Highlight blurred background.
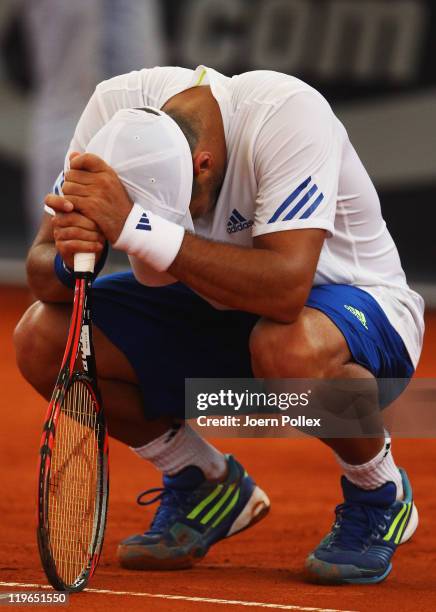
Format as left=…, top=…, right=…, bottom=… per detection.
left=0, top=0, right=434, bottom=301
left=0, top=4, right=435, bottom=604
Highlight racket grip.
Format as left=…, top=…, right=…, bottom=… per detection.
left=74, top=252, right=96, bottom=274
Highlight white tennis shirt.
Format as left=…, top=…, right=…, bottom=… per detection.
left=49, top=65, right=425, bottom=368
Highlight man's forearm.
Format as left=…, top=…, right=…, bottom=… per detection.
left=27, top=243, right=73, bottom=303
left=46, top=154, right=320, bottom=318
left=168, top=233, right=306, bottom=322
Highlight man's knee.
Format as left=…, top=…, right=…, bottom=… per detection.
left=14, top=302, right=40, bottom=378
left=14, top=300, right=138, bottom=392
left=249, top=310, right=345, bottom=378
left=13, top=301, right=63, bottom=395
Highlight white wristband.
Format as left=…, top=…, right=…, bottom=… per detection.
left=114, top=203, right=185, bottom=272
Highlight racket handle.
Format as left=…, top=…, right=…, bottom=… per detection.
left=74, top=252, right=96, bottom=274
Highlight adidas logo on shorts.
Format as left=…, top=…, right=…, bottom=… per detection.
left=227, top=209, right=254, bottom=234
left=344, top=305, right=368, bottom=329
left=136, top=212, right=152, bottom=231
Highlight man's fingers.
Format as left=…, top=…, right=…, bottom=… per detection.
left=69, top=152, right=109, bottom=173
left=62, top=180, right=89, bottom=197
left=56, top=240, right=104, bottom=256
left=52, top=212, right=100, bottom=231
left=56, top=240, right=104, bottom=269
left=53, top=226, right=104, bottom=244
left=45, top=193, right=74, bottom=213
left=64, top=169, right=97, bottom=186
left=50, top=192, right=84, bottom=210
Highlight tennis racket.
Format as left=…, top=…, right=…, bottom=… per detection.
left=37, top=252, right=109, bottom=592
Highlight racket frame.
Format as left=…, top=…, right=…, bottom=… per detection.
left=37, top=272, right=109, bottom=592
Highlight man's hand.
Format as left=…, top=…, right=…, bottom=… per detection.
left=45, top=152, right=133, bottom=244
left=51, top=211, right=106, bottom=270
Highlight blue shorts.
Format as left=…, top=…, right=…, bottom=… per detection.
left=92, top=273, right=413, bottom=418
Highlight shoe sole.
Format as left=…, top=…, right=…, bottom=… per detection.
left=305, top=557, right=393, bottom=585
left=118, top=485, right=270, bottom=571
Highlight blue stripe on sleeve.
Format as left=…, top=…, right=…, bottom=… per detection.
left=53, top=171, right=65, bottom=195
left=300, top=193, right=324, bottom=219
left=283, top=184, right=318, bottom=220
left=267, top=176, right=311, bottom=223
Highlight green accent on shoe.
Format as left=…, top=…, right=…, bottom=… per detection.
left=200, top=484, right=236, bottom=525
left=394, top=502, right=412, bottom=544
left=383, top=503, right=407, bottom=542
left=186, top=485, right=223, bottom=520
left=212, top=488, right=241, bottom=528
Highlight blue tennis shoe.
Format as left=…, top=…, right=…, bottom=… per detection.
left=117, top=455, right=270, bottom=569
left=306, top=468, right=418, bottom=584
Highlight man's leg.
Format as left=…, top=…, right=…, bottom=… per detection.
left=250, top=304, right=417, bottom=584
left=14, top=300, right=173, bottom=445
left=250, top=308, right=386, bottom=464
left=14, top=275, right=270, bottom=570
left=14, top=299, right=230, bottom=478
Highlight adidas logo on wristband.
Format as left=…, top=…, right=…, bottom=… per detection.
left=136, top=212, right=152, bottom=231
left=114, top=203, right=185, bottom=272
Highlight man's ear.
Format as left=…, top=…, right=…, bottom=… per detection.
left=193, top=151, right=213, bottom=177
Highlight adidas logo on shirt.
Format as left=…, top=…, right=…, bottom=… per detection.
left=227, top=209, right=254, bottom=234
left=136, top=212, right=152, bottom=231
left=344, top=305, right=368, bottom=330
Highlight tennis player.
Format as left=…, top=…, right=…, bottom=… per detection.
left=15, top=66, right=424, bottom=584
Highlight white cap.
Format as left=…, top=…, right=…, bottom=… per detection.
left=86, top=107, right=194, bottom=231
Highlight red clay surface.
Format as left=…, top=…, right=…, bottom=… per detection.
left=1, top=286, right=435, bottom=612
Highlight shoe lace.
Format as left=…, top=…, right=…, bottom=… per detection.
left=330, top=502, right=392, bottom=551
left=136, top=487, right=192, bottom=534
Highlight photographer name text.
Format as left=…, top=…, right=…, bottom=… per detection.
left=196, top=415, right=321, bottom=428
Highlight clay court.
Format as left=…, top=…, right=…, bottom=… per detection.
left=1, top=285, right=435, bottom=612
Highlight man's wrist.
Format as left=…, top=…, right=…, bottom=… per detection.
left=113, top=203, right=185, bottom=272
left=54, top=253, right=75, bottom=288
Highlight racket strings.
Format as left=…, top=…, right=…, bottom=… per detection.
left=48, top=380, right=99, bottom=586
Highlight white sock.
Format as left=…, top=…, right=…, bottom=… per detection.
left=131, top=424, right=227, bottom=481
left=336, top=435, right=404, bottom=500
